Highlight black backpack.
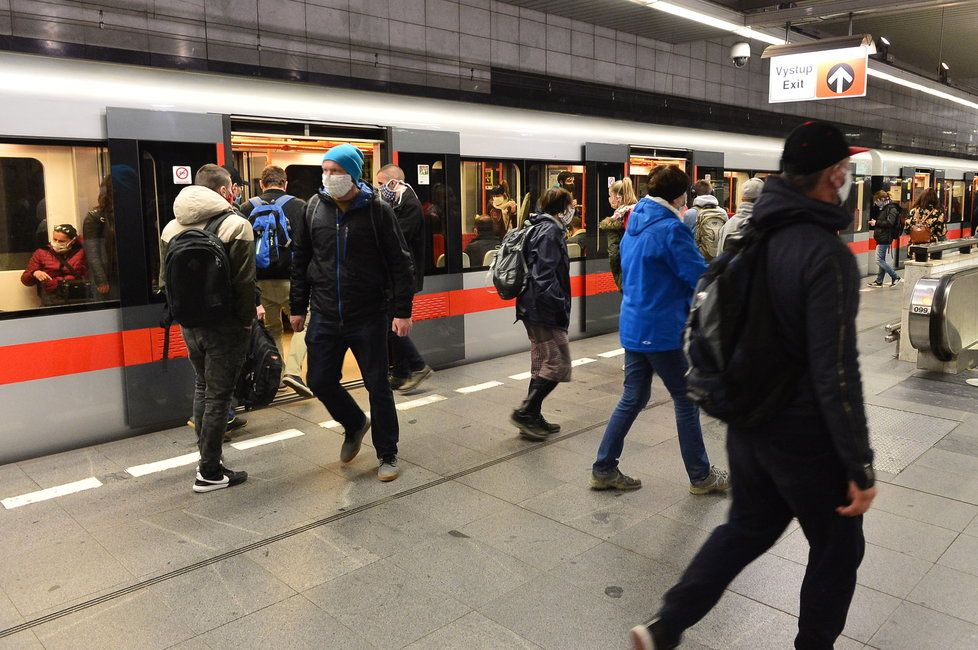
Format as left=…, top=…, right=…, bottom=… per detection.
left=163, top=212, right=235, bottom=328
left=235, top=320, right=283, bottom=409
left=490, top=222, right=536, bottom=300
left=683, top=227, right=801, bottom=427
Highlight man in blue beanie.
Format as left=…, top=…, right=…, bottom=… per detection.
left=290, top=143, right=416, bottom=482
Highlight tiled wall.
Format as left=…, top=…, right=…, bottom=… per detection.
left=2, top=0, right=976, bottom=155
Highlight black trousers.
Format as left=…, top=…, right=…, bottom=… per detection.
left=659, top=418, right=865, bottom=650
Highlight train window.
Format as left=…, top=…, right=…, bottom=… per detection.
left=0, top=143, right=114, bottom=314
left=459, top=160, right=521, bottom=268
left=525, top=162, right=586, bottom=258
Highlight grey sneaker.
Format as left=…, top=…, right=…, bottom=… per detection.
left=283, top=374, right=314, bottom=398
left=397, top=365, right=433, bottom=393
left=589, top=469, right=642, bottom=491
left=340, top=415, right=370, bottom=463
left=378, top=455, right=400, bottom=482
left=689, top=466, right=730, bottom=495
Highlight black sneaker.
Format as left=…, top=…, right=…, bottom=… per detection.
left=629, top=617, right=679, bottom=650
left=866, top=282, right=883, bottom=288
left=193, top=467, right=248, bottom=493
left=510, top=409, right=551, bottom=441
left=891, top=277, right=903, bottom=288
left=388, top=374, right=407, bottom=390
left=538, top=416, right=561, bottom=434
left=282, top=374, right=314, bottom=398
left=340, top=415, right=371, bottom=463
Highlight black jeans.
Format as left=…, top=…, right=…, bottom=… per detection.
left=306, top=312, right=398, bottom=459
left=659, top=418, right=865, bottom=650
left=388, top=329, right=426, bottom=379
left=183, top=323, right=250, bottom=476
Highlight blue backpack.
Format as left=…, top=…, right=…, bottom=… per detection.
left=248, top=195, right=294, bottom=270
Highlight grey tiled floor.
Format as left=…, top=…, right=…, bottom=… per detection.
left=4, top=284, right=978, bottom=648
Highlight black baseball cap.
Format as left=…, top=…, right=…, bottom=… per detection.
left=781, top=121, right=870, bottom=175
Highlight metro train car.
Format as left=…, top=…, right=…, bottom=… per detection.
left=1, top=50, right=977, bottom=464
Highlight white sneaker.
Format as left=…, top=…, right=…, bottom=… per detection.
left=378, top=455, right=400, bottom=482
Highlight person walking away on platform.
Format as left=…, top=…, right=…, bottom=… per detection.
left=905, top=187, right=946, bottom=244
left=376, top=164, right=433, bottom=394
left=510, top=188, right=574, bottom=441
left=867, top=190, right=903, bottom=288
left=290, top=144, right=415, bottom=482
left=239, top=165, right=313, bottom=397
left=683, top=179, right=728, bottom=261
left=717, top=177, right=764, bottom=254
left=599, top=177, right=637, bottom=290
left=590, top=165, right=728, bottom=494
left=161, top=164, right=256, bottom=493
left=631, top=121, right=877, bottom=650
left=465, top=215, right=502, bottom=266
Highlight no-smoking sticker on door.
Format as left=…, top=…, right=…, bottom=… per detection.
left=172, top=165, right=191, bottom=184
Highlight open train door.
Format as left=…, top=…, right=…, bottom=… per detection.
left=582, top=142, right=628, bottom=336
left=390, top=128, right=465, bottom=368
left=107, top=108, right=225, bottom=429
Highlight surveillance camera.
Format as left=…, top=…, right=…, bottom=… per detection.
left=730, top=42, right=751, bottom=68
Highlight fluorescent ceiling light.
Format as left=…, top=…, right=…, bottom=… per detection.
left=638, top=0, right=785, bottom=46
left=867, top=68, right=978, bottom=111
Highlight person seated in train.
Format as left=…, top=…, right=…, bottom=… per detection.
left=510, top=187, right=574, bottom=441
left=566, top=215, right=587, bottom=253
left=905, top=187, right=947, bottom=243
left=21, top=223, right=89, bottom=307
left=717, top=176, right=764, bottom=254
left=488, top=183, right=517, bottom=237
left=464, top=215, right=502, bottom=265
left=83, top=174, right=118, bottom=299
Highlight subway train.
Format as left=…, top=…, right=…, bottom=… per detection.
left=1, top=50, right=977, bottom=465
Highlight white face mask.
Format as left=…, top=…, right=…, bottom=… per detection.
left=837, top=168, right=853, bottom=204
left=51, top=240, right=71, bottom=253
left=559, top=206, right=575, bottom=226
left=322, top=173, right=354, bottom=198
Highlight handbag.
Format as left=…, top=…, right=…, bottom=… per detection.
left=910, top=224, right=932, bottom=245
left=54, top=254, right=92, bottom=302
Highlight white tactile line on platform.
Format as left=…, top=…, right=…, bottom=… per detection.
left=456, top=380, right=504, bottom=394
left=598, top=348, right=625, bottom=358
left=231, top=429, right=304, bottom=450
left=126, top=451, right=201, bottom=477
left=572, top=357, right=596, bottom=367
left=320, top=411, right=371, bottom=429
left=2, top=477, right=102, bottom=509
left=396, top=394, right=448, bottom=410
left=509, top=371, right=533, bottom=380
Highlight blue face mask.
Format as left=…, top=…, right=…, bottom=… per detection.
left=379, top=180, right=407, bottom=206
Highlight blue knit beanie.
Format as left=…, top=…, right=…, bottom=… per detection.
left=323, top=144, right=364, bottom=180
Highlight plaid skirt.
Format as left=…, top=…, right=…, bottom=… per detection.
left=524, top=323, right=572, bottom=383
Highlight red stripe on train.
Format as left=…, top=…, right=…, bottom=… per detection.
left=849, top=227, right=968, bottom=254
left=0, top=271, right=620, bottom=384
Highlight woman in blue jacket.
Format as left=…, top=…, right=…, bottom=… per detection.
left=590, top=165, right=729, bottom=494
left=511, top=187, right=574, bottom=441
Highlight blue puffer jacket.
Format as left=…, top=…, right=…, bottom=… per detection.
left=619, top=197, right=707, bottom=352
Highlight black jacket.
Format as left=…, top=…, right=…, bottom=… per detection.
left=750, top=175, right=874, bottom=487
left=516, top=213, right=571, bottom=329
left=290, top=183, right=415, bottom=324
left=240, top=188, right=307, bottom=281
left=465, top=234, right=502, bottom=267
left=392, top=186, right=425, bottom=292
left=871, top=202, right=901, bottom=244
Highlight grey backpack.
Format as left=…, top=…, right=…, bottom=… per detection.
left=694, top=207, right=728, bottom=261
left=490, top=223, right=536, bottom=300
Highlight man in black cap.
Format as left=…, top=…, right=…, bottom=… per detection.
left=630, top=121, right=876, bottom=650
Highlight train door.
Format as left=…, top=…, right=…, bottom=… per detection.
left=690, top=151, right=726, bottom=211
left=966, top=172, right=977, bottom=236
left=390, top=128, right=465, bottom=368
left=107, top=108, right=225, bottom=429
left=583, top=143, right=628, bottom=336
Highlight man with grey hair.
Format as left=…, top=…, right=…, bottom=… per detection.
left=717, top=176, right=765, bottom=254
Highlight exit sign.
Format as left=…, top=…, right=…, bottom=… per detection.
left=769, top=47, right=868, bottom=103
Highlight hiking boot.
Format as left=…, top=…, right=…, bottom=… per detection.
left=539, top=415, right=561, bottom=434
left=282, top=374, right=314, bottom=398
left=590, top=469, right=642, bottom=491
left=340, top=415, right=371, bottom=463
left=630, top=617, right=679, bottom=650
left=866, top=281, right=883, bottom=288
left=689, top=466, right=731, bottom=495
left=388, top=374, right=407, bottom=390
left=510, top=409, right=552, bottom=441
left=193, top=467, right=248, bottom=493
left=397, top=365, right=433, bottom=393
left=890, top=277, right=903, bottom=288
left=378, top=455, right=400, bottom=482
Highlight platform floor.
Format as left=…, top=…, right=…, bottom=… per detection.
left=4, top=284, right=978, bottom=649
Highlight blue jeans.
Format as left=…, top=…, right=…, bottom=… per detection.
left=874, top=244, right=898, bottom=283
left=305, top=313, right=398, bottom=459
left=593, top=349, right=710, bottom=481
